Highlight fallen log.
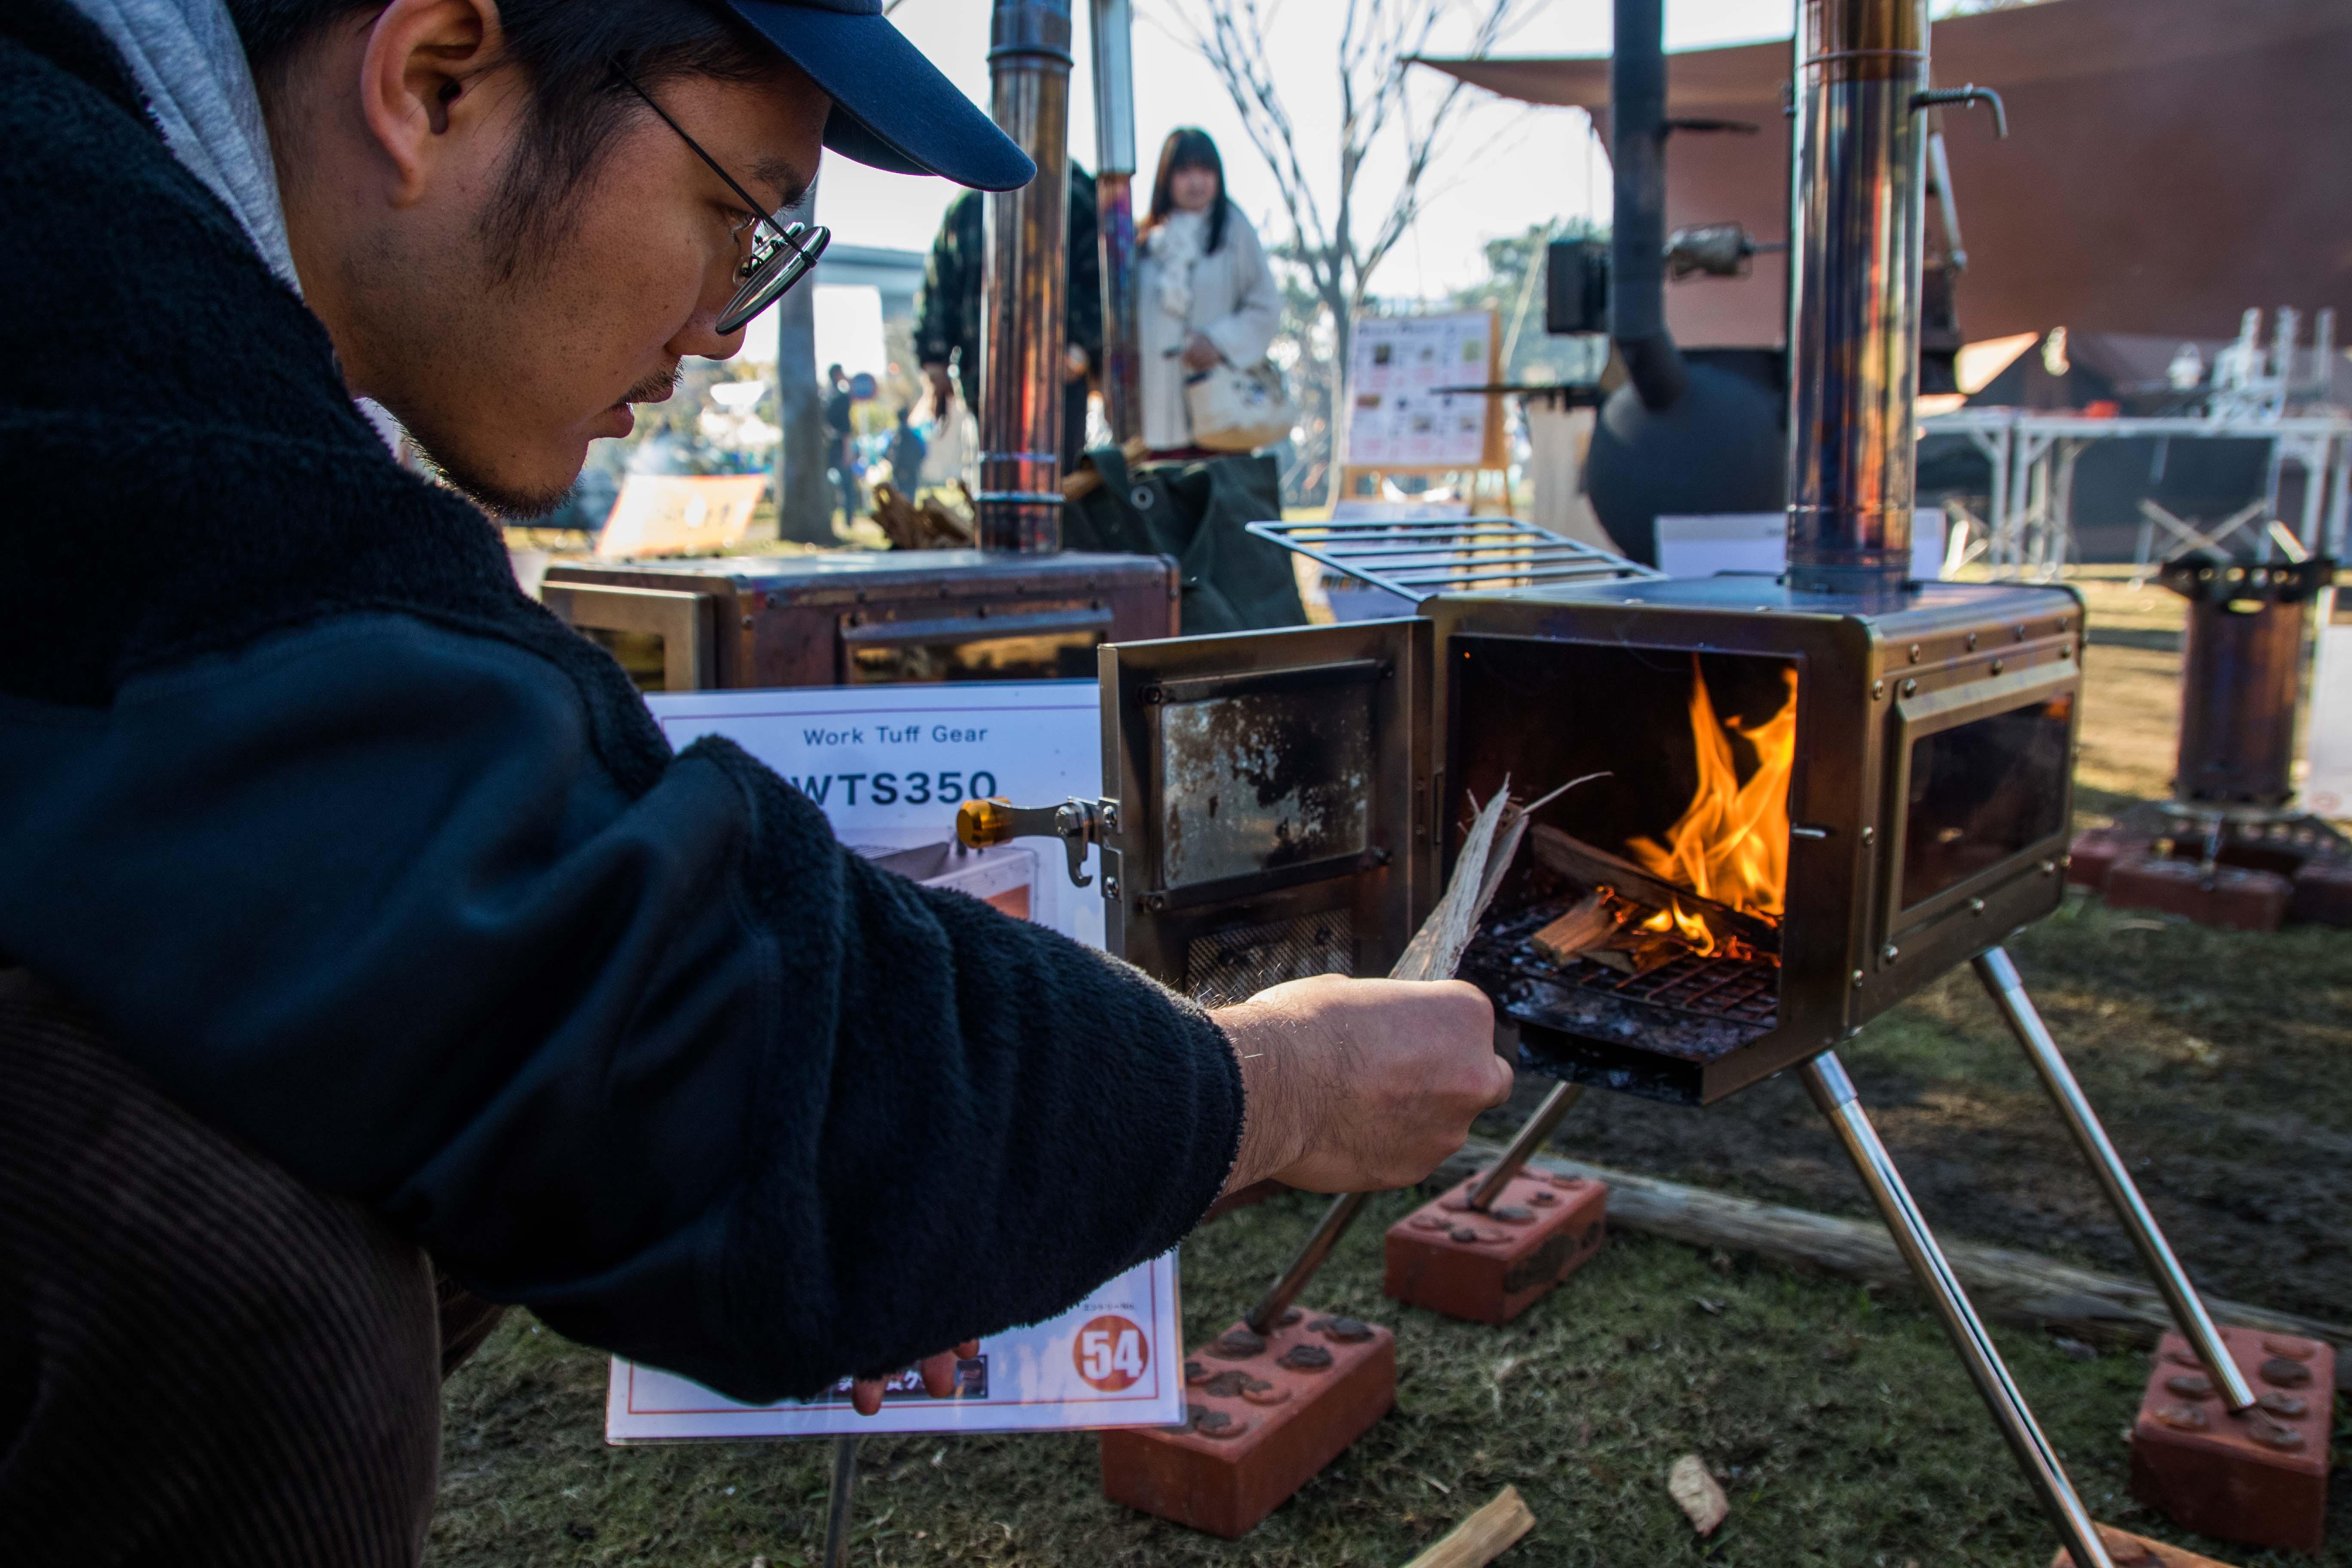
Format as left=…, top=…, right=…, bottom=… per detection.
left=1448, top=1138, right=2352, bottom=1366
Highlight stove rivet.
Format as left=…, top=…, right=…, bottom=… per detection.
left=1990, top=658, right=2005, bottom=674
left=1969, top=897, right=1986, bottom=915
left=1902, top=678, right=1918, bottom=697
left=1907, top=643, right=1921, bottom=663
left=1859, top=825, right=1876, bottom=845
left=1852, top=969, right=1865, bottom=988
left=2038, top=860, right=2057, bottom=876
left=1871, top=679, right=1886, bottom=699
left=1881, top=943, right=1899, bottom=963
left=1966, top=631, right=1979, bottom=650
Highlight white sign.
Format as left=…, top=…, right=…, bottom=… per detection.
left=606, top=1254, right=1184, bottom=1440
left=606, top=681, right=1186, bottom=1439
left=647, top=680, right=1106, bottom=946
left=2306, top=607, right=2352, bottom=818
left=1655, top=511, right=1952, bottom=582
left=1345, top=311, right=1494, bottom=469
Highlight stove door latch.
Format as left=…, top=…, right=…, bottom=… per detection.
left=956, top=796, right=1119, bottom=889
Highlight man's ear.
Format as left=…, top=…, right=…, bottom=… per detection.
left=358, top=0, right=508, bottom=206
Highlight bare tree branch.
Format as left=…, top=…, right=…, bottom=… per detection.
left=1152, top=0, right=1543, bottom=499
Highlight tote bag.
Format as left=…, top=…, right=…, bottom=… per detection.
left=1185, top=357, right=1300, bottom=453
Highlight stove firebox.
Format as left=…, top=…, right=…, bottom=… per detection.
left=1087, top=573, right=2082, bottom=1108
left=1432, top=575, right=2084, bottom=1104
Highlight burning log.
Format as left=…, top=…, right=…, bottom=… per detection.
left=1527, top=891, right=1623, bottom=965
left=1528, top=824, right=1779, bottom=956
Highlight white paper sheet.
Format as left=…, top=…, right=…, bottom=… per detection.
left=604, top=1253, right=1185, bottom=1441
left=607, top=680, right=1188, bottom=1439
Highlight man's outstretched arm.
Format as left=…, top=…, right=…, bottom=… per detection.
left=0, top=609, right=1506, bottom=1403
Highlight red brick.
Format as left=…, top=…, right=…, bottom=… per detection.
left=1098, top=1311, right=1394, bottom=1538
left=2049, top=1524, right=2245, bottom=1567
left=2128, top=1329, right=2331, bottom=1554
left=2068, top=829, right=2149, bottom=892
left=2288, top=858, right=2352, bottom=926
left=1382, top=1169, right=1608, bottom=1325
left=2106, top=856, right=2291, bottom=931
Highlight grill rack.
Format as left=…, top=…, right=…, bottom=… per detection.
left=1572, top=950, right=1779, bottom=1025
left=1470, top=899, right=1780, bottom=1031
left=1246, top=517, right=1660, bottom=604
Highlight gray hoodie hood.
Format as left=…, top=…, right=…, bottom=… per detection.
left=69, top=0, right=298, bottom=291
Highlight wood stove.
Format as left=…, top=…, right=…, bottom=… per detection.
left=1082, top=570, right=2083, bottom=1109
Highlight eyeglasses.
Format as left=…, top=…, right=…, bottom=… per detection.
left=612, top=62, right=830, bottom=335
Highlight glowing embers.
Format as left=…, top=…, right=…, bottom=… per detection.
left=1625, top=660, right=1798, bottom=956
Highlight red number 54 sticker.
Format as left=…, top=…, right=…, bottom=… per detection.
left=1072, top=1315, right=1149, bottom=1392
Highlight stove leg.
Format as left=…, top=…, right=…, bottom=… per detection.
left=821, top=1434, right=859, bottom=1568
left=1972, top=948, right=2255, bottom=1412
left=1245, top=1191, right=1369, bottom=1335
left=1468, top=1082, right=1587, bottom=1211
left=1798, top=1051, right=2115, bottom=1568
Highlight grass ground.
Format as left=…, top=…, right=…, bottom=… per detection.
left=429, top=569, right=2350, bottom=1567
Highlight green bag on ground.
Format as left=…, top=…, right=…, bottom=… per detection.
left=1062, top=448, right=1308, bottom=635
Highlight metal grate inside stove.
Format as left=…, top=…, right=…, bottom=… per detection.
left=1468, top=899, right=1779, bottom=1032
left=1571, top=951, right=1779, bottom=1026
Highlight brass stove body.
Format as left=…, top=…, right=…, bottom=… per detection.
left=543, top=549, right=1177, bottom=691
left=1096, top=573, right=2083, bottom=1104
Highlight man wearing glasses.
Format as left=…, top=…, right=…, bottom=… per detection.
left=0, top=0, right=1510, bottom=1557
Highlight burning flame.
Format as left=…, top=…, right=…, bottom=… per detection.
left=1626, top=662, right=1799, bottom=955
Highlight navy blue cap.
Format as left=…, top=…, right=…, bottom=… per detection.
left=723, top=0, right=1037, bottom=191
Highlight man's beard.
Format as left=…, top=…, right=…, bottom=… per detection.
left=406, top=364, right=683, bottom=521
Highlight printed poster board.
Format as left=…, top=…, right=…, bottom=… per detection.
left=1343, top=310, right=1503, bottom=471
left=603, top=682, right=1185, bottom=1439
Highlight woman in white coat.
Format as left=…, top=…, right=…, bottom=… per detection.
left=1136, top=128, right=1283, bottom=457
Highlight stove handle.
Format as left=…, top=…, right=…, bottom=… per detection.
left=1910, top=84, right=2008, bottom=141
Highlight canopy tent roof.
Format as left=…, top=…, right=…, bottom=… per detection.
left=1413, top=0, right=2352, bottom=348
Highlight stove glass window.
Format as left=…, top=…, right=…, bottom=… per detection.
left=1901, top=693, right=2073, bottom=908
left=1158, top=679, right=1374, bottom=890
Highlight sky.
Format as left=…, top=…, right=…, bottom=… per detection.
left=809, top=0, right=1804, bottom=303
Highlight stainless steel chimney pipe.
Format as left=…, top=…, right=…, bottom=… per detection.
left=979, top=0, right=1075, bottom=552
left=1089, top=0, right=1142, bottom=444
left=1785, top=0, right=1929, bottom=594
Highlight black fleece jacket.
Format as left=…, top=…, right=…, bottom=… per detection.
left=0, top=0, right=1241, bottom=1403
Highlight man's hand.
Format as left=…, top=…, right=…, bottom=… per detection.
left=849, top=1339, right=981, bottom=1416
left=1210, top=975, right=1511, bottom=1196
left=922, top=362, right=955, bottom=420
left=1180, top=332, right=1222, bottom=371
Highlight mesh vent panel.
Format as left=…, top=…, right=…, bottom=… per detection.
left=1182, top=910, right=1357, bottom=1008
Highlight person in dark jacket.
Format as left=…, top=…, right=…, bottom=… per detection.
left=0, top=0, right=1506, bottom=1560
left=912, top=162, right=1102, bottom=471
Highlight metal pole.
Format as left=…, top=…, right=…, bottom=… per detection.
left=1088, top=0, right=1142, bottom=443
left=1972, top=949, right=2255, bottom=1411
left=821, top=1435, right=859, bottom=1568
left=1785, top=0, right=1929, bottom=594
left=1244, top=1192, right=1368, bottom=1335
left=773, top=194, right=834, bottom=544
left=979, top=0, right=1075, bottom=552
left=1798, top=1051, right=2115, bottom=1568
left=1467, top=1083, right=1585, bottom=1212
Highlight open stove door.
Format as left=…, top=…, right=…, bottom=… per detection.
left=1101, top=619, right=1434, bottom=1003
